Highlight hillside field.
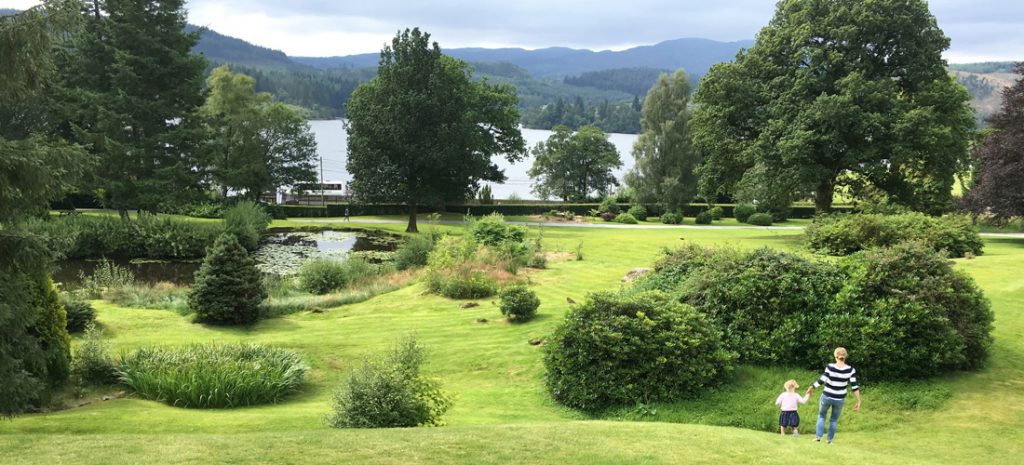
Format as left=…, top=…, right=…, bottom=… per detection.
left=1, top=219, right=1021, bottom=465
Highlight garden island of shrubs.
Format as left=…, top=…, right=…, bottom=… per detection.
left=3, top=1, right=1024, bottom=464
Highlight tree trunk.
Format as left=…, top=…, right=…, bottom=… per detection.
left=406, top=203, right=418, bottom=233
left=815, top=178, right=835, bottom=214
left=118, top=209, right=129, bottom=221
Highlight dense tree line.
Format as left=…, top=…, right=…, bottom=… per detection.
left=218, top=63, right=372, bottom=119
left=563, top=67, right=673, bottom=97
left=521, top=96, right=642, bottom=134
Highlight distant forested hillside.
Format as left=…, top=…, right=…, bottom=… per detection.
left=293, top=38, right=753, bottom=80
left=564, top=68, right=673, bottom=97
left=949, top=62, right=1017, bottom=74
left=0, top=8, right=18, bottom=15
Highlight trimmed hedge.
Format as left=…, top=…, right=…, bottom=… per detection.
left=278, top=203, right=853, bottom=219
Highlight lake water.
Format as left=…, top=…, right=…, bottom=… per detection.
left=310, top=120, right=639, bottom=200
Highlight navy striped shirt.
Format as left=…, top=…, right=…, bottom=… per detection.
left=812, top=363, right=859, bottom=399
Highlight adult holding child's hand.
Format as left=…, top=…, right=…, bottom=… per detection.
left=806, top=347, right=862, bottom=444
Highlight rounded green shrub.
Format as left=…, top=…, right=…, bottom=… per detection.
left=709, top=206, right=724, bottom=220
left=660, top=212, right=683, bottom=224
left=734, top=204, right=757, bottom=223
left=298, top=257, right=376, bottom=295
left=498, top=285, right=540, bottom=322
left=119, top=343, right=307, bottom=408
left=395, top=233, right=436, bottom=270
left=427, top=271, right=498, bottom=299
left=824, top=241, right=993, bottom=379
left=678, top=248, right=843, bottom=367
left=805, top=213, right=984, bottom=258
left=747, top=213, right=774, bottom=226
left=544, top=291, right=735, bottom=411
left=469, top=213, right=527, bottom=246
left=188, top=233, right=267, bottom=325
left=327, top=336, right=451, bottom=428
left=614, top=213, right=638, bottom=224
left=694, top=211, right=714, bottom=225
left=61, top=295, right=96, bottom=333
left=627, top=205, right=648, bottom=222
left=598, top=196, right=620, bottom=215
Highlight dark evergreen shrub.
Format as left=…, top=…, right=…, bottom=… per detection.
left=327, top=336, right=451, bottom=428
left=660, top=212, right=683, bottom=224
left=30, top=277, right=71, bottom=387
left=695, top=211, right=714, bottom=224
left=627, top=204, right=648, bottom=221
left=805, top=213, right=984, bottom=258
left=188, top=234, right=267, bottom=325
left=61, top=295, right=96, bottom=333
left=734, top=204, right=757, bottom=223
left=498, top=285, right=540, bottom=322
left=747, top=213, right=774, bottom=226
left=823, top=241, right=994, bottom=379
left=631, top=244, right=727, bottom=293
left=600, top=211, right=617, bottom=221
left=544, top=291, right=735, bottom=411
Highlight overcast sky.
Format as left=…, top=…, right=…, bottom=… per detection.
left=4, top=0, right=1021, bottom=62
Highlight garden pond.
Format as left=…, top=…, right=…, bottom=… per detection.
left=54, top=228, right=402, bottom=289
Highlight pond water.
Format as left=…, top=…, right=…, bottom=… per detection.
left=54, top=228, right=401, bottom=289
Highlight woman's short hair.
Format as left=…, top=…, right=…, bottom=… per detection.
left=834, top=347, right=848, bottom=361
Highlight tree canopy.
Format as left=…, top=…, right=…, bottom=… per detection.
left=346, top=28, right=526, bottom=232
left=966, top=63, right=1024, bottom=219
left=64, top=0, right=208, bottom=214
left=692, top=0, right=975, bottom=215
left=0, top=2, right=84, bottom=416
left=201, top=65, right=318, bottom=200
left=625, top=69, right=699, bottom=211
left=528, top=125, right=622, bottom=202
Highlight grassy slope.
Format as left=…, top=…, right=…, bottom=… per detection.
left=1, top=220, right=1022, bottom=464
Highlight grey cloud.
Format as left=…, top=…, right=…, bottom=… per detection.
left=185, top=0, right=1022, bottom=61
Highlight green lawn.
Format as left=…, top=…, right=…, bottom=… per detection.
left=1, top=221, right=1022, bottom=464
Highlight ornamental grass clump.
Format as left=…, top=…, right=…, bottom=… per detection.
left=118, top=343, right=307, bottom=408
left=326, top=336, right=451, bottom=428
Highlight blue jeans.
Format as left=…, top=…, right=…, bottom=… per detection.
left=816, top=396, right=845, bottom=441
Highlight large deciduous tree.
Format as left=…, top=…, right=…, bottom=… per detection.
left=66, top=0, right=208, bottom=215
left=0, top=3, right=85, bottom=416
left=346, top=28, right=526, bottom=232
left=692, top=0, right=975, bottom=215
left=202, top=65, right=318, bottom=201
left=528, top=125, right=622, bottom=201
left=625, top=69, right=699, bottom=211
left=966, top=63, right=1024, bottom=219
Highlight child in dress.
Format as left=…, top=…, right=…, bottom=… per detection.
left=775, top=379, right=810, bottom=436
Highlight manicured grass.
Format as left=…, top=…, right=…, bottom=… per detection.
left=1, top=222, right=1022, bottom=464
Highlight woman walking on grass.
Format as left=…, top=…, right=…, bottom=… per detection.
left=806, top=347, right=862, bottom=444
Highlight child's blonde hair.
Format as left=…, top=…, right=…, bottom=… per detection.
left=784, top=379, right=799, bottom=391
left=834, top=347, right=848, bottom=361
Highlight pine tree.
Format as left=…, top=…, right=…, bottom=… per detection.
left=67, top=0, right=208, bottom=214
left=188, top=233, right=267, bottom=325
